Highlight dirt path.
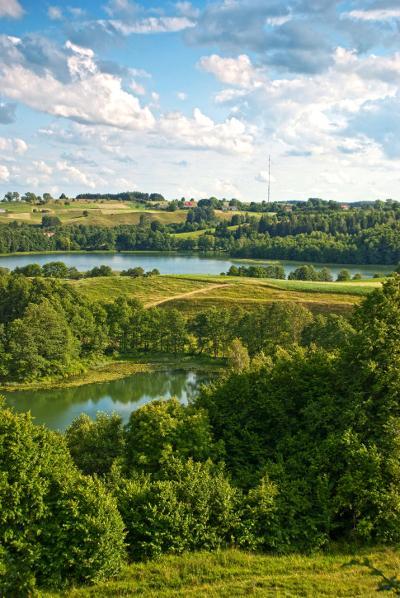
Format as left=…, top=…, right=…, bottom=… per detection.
left=145, top=283, right=233, bottom=308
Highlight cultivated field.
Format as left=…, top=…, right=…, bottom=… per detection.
left=0, top=201, right=255, bottom=227
left=0, top=201, right=188, bottom=227
left=71, top=274, right=380, bottom=315
left=45, top=547, right=400, bottom=597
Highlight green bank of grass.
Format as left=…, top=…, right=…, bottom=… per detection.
left=0, top=360, right=151, bottom=392
left=0, top=353, right=222, bottom=392
left=46, top=547, right=400, bottom=597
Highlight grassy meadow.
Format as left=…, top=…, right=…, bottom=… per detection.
left=0, top=200, right=189, bottom=227
left=0, top=202, right=252, bottom=227
left=71, top=274, right=379, bottom=315
left=46, top=547, right=400, bottom=597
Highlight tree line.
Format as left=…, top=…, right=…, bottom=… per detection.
left=2, top=276, right=400, bottom=593
left=2, top=198, right=400, bottom=265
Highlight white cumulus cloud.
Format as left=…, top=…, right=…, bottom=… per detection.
left=0, top=36, right=156, bottom=131
left=345, top=9, right=400, bottom=22
left=0, top=0, right=23, bottom=19
left=158, top=108, right=255, bottom=154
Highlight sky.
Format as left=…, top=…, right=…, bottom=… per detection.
left=0, top=0, right=399, bottom=201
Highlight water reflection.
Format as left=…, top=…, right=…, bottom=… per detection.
left=5, top=370, right=208, bottom=431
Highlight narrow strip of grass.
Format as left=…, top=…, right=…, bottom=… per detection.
left=45, top=547, right=400, bottom=597
left=0, top=354, right=223, bottom=392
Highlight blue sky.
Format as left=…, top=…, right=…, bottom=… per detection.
left=0, top=0, right=399, bottom=201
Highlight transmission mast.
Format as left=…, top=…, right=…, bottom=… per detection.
left=267, top=155, right=271, bottom=203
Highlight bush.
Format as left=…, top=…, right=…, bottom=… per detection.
left=86, top=265, right=113, bottom=277
left=65, top=412, right=125, bottom=475
left=124, top=398, right=220, bottom=474
left=0, top=405, right=126, bottom=593
left=337, top=269, right=351, bottom=281
left=114, top=458, right=241, bottom=560
left=42, top=215, right=61, bottom=228
left=42, top=261, right=69, bottom=278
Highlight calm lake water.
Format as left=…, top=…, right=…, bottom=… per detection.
left=0, top=252, right=393, bottom=278
left=4, top=370, right=208, bottom=431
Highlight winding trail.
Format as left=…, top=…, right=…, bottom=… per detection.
left=145, top=283, right=233, bottom=308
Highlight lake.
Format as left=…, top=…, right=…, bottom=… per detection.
left=4, top=370, right=208, bottom=431
left=0, top=251, right=393, bottom=278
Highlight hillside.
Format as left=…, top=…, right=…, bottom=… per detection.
left=0, top=200, right=189, bottom=227
left=71, top=274, right=379, bottom=315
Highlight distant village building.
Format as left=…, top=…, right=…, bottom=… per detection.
left=183, top=200, right=197, bottom=208
left=221, top=202, right=238, bottom=212
left=43, top=231, right=55, bottom=238
left=339, top=203, right=350, bottom=210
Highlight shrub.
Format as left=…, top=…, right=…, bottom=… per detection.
left=124, top=398, right=221, bottom=474
left=114, top=458, right=241, bottom=559
left=65, top=412, right=125, bottom=475
left=0, top=405, right=126, bottom=593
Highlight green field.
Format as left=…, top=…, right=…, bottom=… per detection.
left=71, top=275, right=219, bottom=305
left=0, top=201, right=252, bottom=228
left=46, top=547, right=400, bottom=597
left=173, top=225, right=240, bottom=239
left=71, top=274, right=380, bottom=315
left=0, top=201, right=189, bottom=227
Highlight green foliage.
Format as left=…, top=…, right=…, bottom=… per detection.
left=337, top=269, right=351, bottom=281
left=124, top=398, right=220, bottom=474
left=42, top=261, right=69, bottom=278
left=302, top=313, right=355, bottom=350
left=65, top=412, right=125, bottom=475
left=196, top=277, right=400, bottom=549
left=227, top=264, right=286, bottom=279
left=86, top=265, right=114, bottom=277
left=7, top=299, right=79, bottom=380
left=238, top=302, right=312, bottom=355
left=14, top=263, right=42, bottom=277
left=227, top=338, right=250, bottom=372
left=113, top=458, right=241, bottom=560
left=0, top=405, right=126, bottom=593
left=42, top=215, right=61, bottom=228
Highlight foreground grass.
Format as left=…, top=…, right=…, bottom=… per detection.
left=47, top=547, right=400, bottom=597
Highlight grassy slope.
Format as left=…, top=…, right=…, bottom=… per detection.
left=0, top=202, right=251, bottom=227
left=71, top=275, right=219, bottom=304
left=71, top=274, right=378, bottom=315
left=0, top=201, right=188, bottom=227
left=47, top=547, right=400, bottom=597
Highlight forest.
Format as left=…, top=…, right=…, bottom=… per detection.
left=1, top=199, right=400, bottom=264
left=2, top=274, right=400, bottom=593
